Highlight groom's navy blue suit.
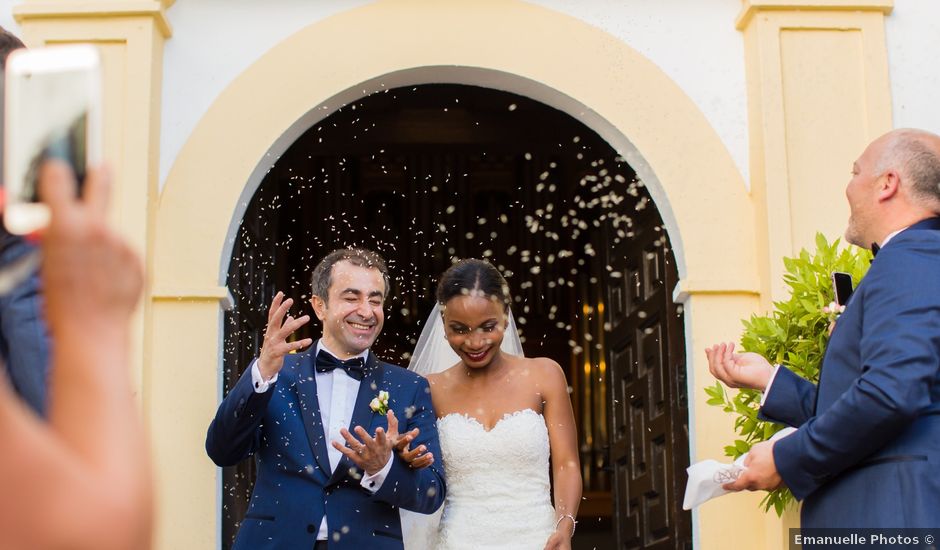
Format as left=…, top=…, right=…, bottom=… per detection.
left=207, top=345, right=446, bottom=549
left=760, top=217, right=940, bottom=527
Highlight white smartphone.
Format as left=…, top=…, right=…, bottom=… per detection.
left=2, top=44, right=102, bottom=234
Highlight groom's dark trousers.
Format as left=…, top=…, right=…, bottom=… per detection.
left=760, top=217, right=940, bottom=528
left=207, top=347, right=446, bottom=549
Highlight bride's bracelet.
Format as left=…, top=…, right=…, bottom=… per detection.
left=554, top=514, right=577, bottom=537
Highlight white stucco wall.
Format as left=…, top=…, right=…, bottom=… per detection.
left=530, top=0, right=749, bottom=184
left=158, top=0, right=372, bottom=188
left=885, top=0, right=940, bottom=136
left=1, top=0, right=939, bottom=190
left=0, top=5, right=16, bottom=37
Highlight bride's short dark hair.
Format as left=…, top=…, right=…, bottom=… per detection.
left=436, top=259, right=511, bottom=311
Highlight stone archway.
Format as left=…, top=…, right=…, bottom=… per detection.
left=221, top=82, right=691, bottom=548
left=151, top=1, right=759, bottom=548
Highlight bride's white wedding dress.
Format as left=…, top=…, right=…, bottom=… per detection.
left=403, top=305, right=555, bottom=549
left=435, top=408, right=555, bottom=550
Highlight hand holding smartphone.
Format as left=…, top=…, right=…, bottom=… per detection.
left=3, top=44, right=102, bottom=234
left=832, top=272, right=854, bottom=306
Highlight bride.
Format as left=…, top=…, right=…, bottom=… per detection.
left=403, top=259, right=581, bottom=550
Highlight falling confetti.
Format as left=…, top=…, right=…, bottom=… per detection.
left=218, top=84, right=683, bottom=530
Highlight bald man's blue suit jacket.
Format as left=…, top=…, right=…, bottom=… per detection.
left=760, top=217, right=940, bottom=528
left=206, top=348, right=446, bottom=549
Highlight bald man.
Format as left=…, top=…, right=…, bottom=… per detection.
left=706, top=129, right=940, bottom=528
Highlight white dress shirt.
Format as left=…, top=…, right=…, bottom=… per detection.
left=761, top=226, right=909, bottom=404
left=250, top=342, right=393, bottom=540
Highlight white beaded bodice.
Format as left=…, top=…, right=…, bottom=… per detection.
left=435, top=408, right=556, bottom=550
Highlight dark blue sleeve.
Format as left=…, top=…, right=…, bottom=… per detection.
left=0, top=245, right=50, bottom=417
left=758, top=366, right=817, bottom=428
left=372, top=375, right=446, bottom=513
left=205, top=361, right=275, bottom=467
left=773, top=243, right=940, bottom=500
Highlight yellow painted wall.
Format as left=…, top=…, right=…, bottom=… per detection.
left=684, top=292, right=767, bottom=543
left=739, top=0, right=893, bottom=306
left=13, top=0, right=172, bottom=412
left=153, top=2, right=762, bottom=547
left=738, top=1, right=894, bottom=547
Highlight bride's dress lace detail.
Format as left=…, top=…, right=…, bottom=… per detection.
left=436, top=408, right=555, bottom=550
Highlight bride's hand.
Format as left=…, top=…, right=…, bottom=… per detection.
left=398, top=439, right=434, bottom=469
left=391, top=420, right=433, bottom=469
left=543, top=529, right=572, bottom=550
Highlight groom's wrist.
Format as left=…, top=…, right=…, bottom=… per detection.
left=361, top=452, right=394, bottom=493
left=365, top=450, right=391, bottom=476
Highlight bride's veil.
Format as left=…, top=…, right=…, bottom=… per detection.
left=401, top=302, right=524, bottom=548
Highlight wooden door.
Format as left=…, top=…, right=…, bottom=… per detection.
left=604, top=209, right=691, bottom=549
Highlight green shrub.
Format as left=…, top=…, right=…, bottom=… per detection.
left=704, top=233, right=871, bottom=515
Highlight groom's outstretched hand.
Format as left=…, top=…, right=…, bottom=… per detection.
left=334, top=410, right=421, bottom=475
left=258, top=291, right=312, bottom=380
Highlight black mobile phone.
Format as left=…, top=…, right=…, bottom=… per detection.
left=831, top=272, right=854, bottom=306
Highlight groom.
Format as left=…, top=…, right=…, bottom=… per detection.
left=207, top=248, right=445, bottom=549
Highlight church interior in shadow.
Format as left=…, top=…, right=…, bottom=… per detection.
left=222, top=84, right=692, bottom=549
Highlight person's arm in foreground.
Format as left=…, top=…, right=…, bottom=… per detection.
left=0, top=161, right=152, bottom=550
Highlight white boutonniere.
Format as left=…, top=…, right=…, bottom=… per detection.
left=369, top=390, right=390, bottom=415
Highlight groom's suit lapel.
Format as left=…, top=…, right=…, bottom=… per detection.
left=296, top=347, right=333, bottom=479
left=326, top=351, right=385, bottom=487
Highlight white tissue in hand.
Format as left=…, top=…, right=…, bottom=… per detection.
left=682, top=427, right=796, bottom=510
left=682, top=457, right=746, bottom=510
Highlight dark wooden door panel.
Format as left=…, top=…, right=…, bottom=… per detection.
left=605, top=214, right=690, bottom=549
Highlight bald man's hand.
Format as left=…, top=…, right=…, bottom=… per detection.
left=705, top=342, right=774, bottom=391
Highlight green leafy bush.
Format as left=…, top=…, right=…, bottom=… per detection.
left=704, top=233, right=871, bottom=515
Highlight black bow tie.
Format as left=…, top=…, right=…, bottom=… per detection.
left=871, top=242, right=880, bottom=258
left=315, top=350, right=365, bottom=380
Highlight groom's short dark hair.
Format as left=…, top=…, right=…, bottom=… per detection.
left=311, top=248, right=390, bottom=303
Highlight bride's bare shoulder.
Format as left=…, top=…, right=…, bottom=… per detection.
left=425, top=362, right=464, bottom=387
left=509, top=356, right=566, bottom=388
left=509, top=355, right=562, bottom=372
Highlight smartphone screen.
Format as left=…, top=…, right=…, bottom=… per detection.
left=832, top=272, right=854, bottom=306
left=2, top=44, right=101, bottom=234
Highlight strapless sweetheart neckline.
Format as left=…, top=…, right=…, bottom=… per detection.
left=431, top=406, right=556, bottom=549
left=437, top=407, right=541, bottom=433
